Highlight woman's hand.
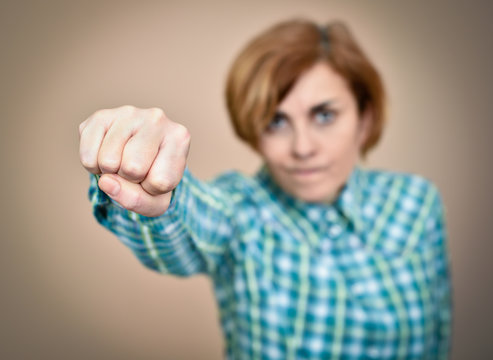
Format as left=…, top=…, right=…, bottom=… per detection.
left=79, top=105, right=190, bottom=217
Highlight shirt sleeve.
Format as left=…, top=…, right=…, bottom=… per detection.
left=88, top=168, right=235, bottom=277
left=427, top=186, right=453, bottom=359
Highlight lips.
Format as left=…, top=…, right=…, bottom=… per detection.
left=286, top=166, right=328, bottom=180
left=291, top=168, right=321, bottom=174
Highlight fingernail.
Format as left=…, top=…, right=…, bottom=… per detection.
left=100, top=176, right=120, bottom=196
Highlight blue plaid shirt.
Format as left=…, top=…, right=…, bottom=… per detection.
left=89, top=165, right=452, bottom=359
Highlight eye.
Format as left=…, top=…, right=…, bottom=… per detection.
left=313, top=108, right=336, bottom=125
left=266, top=113, right=288, bottom=132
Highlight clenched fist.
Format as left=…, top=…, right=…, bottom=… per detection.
left=79, top=105, right=190, bottom=217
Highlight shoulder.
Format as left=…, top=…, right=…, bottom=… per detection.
left=359, top=167, right=446, bottom=232
left=359, top=167, right=447, bottom=257
left=362, top=167, right=442, bottom=204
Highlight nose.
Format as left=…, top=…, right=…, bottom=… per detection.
left=291, top=127, right=317, bottom=159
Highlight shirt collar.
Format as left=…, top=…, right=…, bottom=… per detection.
left=255, top=164, right=366, bottom=234
left=335, top=165, right=366, bottom=234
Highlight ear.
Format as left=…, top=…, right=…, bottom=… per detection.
left=357, top=105, right=373, bottom=148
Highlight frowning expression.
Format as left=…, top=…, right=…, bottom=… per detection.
left=258, top=61, right=372, bottom=203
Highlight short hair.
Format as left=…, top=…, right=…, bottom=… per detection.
left=225, top=19, right=386, bottom=160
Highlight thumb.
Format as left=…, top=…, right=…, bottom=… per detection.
left=98, top=174, right=171, bottom=217
left=98, top=174, right=121, bottom=197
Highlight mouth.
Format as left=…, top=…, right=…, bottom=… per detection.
left=286, top=166, right=328, bottom=179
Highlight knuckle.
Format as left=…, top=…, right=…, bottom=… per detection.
left=79, top=146, right=97, bottom=168
left=148, top=176, right=175, bottom=194
left=147, top=116, right=164, bottom=128
left=90, top=109, right=112, bottom=126
left=119, top=105, right=137, bottom=115
left=98, top=156, right=120, bottom=173
left=147, top=108, right=167, bottom=127
left=172, top=123, right=191, bottom=145
left=79, top=153, right=96, bottom=169
left=149, top=107, right=165, bottom=119
left=93, top=108, right=110, bottom=118
left=120, top=161, right=147, bottom=178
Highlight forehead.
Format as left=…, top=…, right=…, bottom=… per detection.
left=277, top=61, right=353, bottom=112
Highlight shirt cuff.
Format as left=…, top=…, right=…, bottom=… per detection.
left=88, top=170, right=189, bottom=226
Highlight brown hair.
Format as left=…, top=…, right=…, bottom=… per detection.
left=225, top=19, right=386, bottom=160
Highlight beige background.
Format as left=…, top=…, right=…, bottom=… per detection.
left=1, top=0, right=492, bottom=359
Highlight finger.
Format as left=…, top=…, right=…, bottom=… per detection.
left=79, top=109, right=111, bottom=138
left=79, top=116, right=112, bottom=174
left=78, top=119, right=89, bottom=138
left=98, top=173, right=172, bottom=217
left=141, top=123, right=190, bottom=196
left=97, top=116, right=137, bottom=174
left=117, top=119, right=164, bottom=183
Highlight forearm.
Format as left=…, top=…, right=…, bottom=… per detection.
left=89, top=172, right=208, bottom=276
left=88, top=168, right=235, bottom=277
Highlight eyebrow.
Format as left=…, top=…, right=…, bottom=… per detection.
left=274, top=100, right=338, bottom=118
left=309, top=100, right=336, bottom=115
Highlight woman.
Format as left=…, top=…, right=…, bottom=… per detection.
left=79, top=19, right=452, bottom=359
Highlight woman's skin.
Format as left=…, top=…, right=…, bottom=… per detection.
left=78, top=61, right=371, bottom=216
left=258, top=61, right=372, bottom=204
left=79, top=106, right=190, bottom=217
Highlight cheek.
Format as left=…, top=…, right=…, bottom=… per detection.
left=318, top=130, right=353, bottom=157
left=332, top=121, right=361, bottom=150
left=318, top=130, right=360, bottom=166
left=258, top=137, right=289, bottom=164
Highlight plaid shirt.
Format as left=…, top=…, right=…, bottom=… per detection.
left=89, top=165, right=452, bottom=360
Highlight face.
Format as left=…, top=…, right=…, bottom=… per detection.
left=258, top=61, right=372, bottom=203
